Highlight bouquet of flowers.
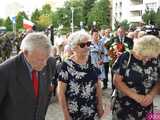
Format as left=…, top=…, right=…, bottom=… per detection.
left=108, top=42, right=128, bottom=64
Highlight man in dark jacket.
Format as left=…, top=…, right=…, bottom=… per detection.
left=108, top=26, right=134, bottom=91
left=0, top=32, right=56, bottom=120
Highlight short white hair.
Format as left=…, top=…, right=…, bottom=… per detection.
left=133, top=35, right=160, bottom=57
left=68, top=31, right=91, bottom=49
left=20, top=32, right=52, bottom=53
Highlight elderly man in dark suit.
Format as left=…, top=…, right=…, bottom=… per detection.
left=0, top=32, right=56, bottom=120
left=110, top=26, right=134, bottom=50
left=108, top=26, right=134, bottom=91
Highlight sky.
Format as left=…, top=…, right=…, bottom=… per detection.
left=0, top=0, right=66, bottom=18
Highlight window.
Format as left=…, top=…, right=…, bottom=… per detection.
left=119, top=12, right=122, bottom=17
left=120, top=2, right=122, bottom=7
left=146, top=2, right=157, bottom=11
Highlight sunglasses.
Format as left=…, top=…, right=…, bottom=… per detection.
left=78, top=41, right=91, bottom=48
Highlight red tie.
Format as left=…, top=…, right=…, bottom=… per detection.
left=32, top=70, right=39, bottom=97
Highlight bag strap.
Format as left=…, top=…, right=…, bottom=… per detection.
left=126, top=51, right=131, bottom=67
left=111, top=51, right=131, bottom=97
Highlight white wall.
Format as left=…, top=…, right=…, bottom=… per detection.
left=112, top=0, right=160, bottom=29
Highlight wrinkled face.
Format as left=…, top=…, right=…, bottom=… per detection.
left=117, top=28, right=125, bottom=37
left=74, top=37, right=91, bottom=55
left=24, top=49, right=50, bottom=71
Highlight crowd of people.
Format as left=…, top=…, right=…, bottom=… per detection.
left=0, top=24, right=160, bottom=120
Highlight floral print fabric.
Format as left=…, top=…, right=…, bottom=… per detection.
left=58, top=59, right=101, bottom=120
left=112, top=52, right=160, bottom=120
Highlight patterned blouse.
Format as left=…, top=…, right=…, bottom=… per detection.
left=112, top=52, right=160, bottom=120
left=58, top=59, right=101, bottom=120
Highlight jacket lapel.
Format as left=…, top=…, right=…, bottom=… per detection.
left=15, top=53, right=35, bottom=99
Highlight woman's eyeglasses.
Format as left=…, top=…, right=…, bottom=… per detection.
left=78, top=41, right=91, bottom=48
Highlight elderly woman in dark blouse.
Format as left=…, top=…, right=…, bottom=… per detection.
left=112, top=35, right=160, bottom=120
left=57, top=31, right=104, bottom=120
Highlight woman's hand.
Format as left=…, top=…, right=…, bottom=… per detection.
left=97, top=60, right=103, bottom=65
left=142, top=94, right=154, bottom=107
left=133, top=93, right=153, bottom=107
left=64, top=114, right=72, bottom=120
left=98, top=107, right=104, bottom=118
left=132, top=94, right=145, bottom=105
left=100, top=103, right=111, bottom=119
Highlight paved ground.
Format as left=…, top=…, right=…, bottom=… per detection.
left=46, top=70, right=160, bottom=120
left=46, top=88, right=112, bottom=120
left=46, top=88, right=160, bottom=120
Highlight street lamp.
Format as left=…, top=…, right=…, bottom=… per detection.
left=80, top=21, right=83, bottom=30
left=71, top=7, right=74, bottom=33
left=93, top=21, right=96, bottom=29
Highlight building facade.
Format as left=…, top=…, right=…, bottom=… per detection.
left=112, top=0, right=160, bottom=29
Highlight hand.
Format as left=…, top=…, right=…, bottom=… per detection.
left=64, top=114, right=72, bottom=120
left=98, top=109, right=104, bottom=118
left=141, top=94, right=153, bottom=107
left=133, top=94, right=145, bottom=105
left=101, top=103, right=111, bottom=119
left=97, top=60, right=103, bottom=65
left=97, top=103, right=104, bottom=118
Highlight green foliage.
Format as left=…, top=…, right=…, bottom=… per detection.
left=120, top=19, right=130, bottom=31
left=38, top=15, right=52, bottom=30
left=54, top=0, right=85, bottom=32
left=35, top=4, right=54, bottom=30
left=41, top=4, right=52, bottom=15
left=82, top=0, right=96, bottom=25
left=31, top=9, right=41, bottom=25
left=16, top=11, right=28, bottom=30
left=87, top=0, right=110, bottom=30
left=0, top=18, right=4, bottom=26
left=4, top=17, right=12, bottom=31
left=155, top=8, right=160, bottom=26
left=1, top=0, right=112, bottom=33
left=142, top=8, right=157, bottom=25
left=113, top=19, right=130, bottom=31
left=55, top=7, right=70, bottom=28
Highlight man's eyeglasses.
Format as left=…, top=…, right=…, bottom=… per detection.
left=78, top=41, right=91, bottom=48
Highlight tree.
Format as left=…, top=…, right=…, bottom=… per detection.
left=55, top=7, right=70, bottom=27
left=120, top=20, right=130, bottom=31
left=82, top=0, right=96, bottom=25
left=0, top=18, right=4, bottom=26
left=16, top=11, right=28, bottom=30
left=87, top=0, right=111, bottom=29
left=69, top=0, right=84, bottom=29
left=38, top=15, right=52, bottom=30
left=41, top=4, right=52, bottom=15
left=31, top=9, right=41, bottom=25
left=155, top=8, right=160, bottom=26
left=54, top=0, right=84, bottom=33
left=142, top=8, right=156, bottom=25
left=4, top=17, right=12, bottom=31
left=36, top=4, right=54, bottom=30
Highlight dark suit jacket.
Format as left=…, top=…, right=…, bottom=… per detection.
left=109, top=36, right=134, bottom=49
left=0, top=53, right=56, bottom=120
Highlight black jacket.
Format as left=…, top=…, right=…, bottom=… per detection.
left=0, top=53, right=56, bottom=120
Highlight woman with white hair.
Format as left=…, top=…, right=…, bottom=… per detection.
left=57, top=31, right=104, bottom=120
left=111, top=35, right=160, bottom=120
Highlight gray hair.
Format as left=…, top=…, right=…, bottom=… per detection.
left=68, top=31, right=91, bottom=49
left=20, top=32, right=52, bottom=53
left=133, top=35, right=160, bottom=57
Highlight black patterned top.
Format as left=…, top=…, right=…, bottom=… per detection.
left=58, top=59, right=101, bottom=120
left=112, top=52, right=160, bottom=120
